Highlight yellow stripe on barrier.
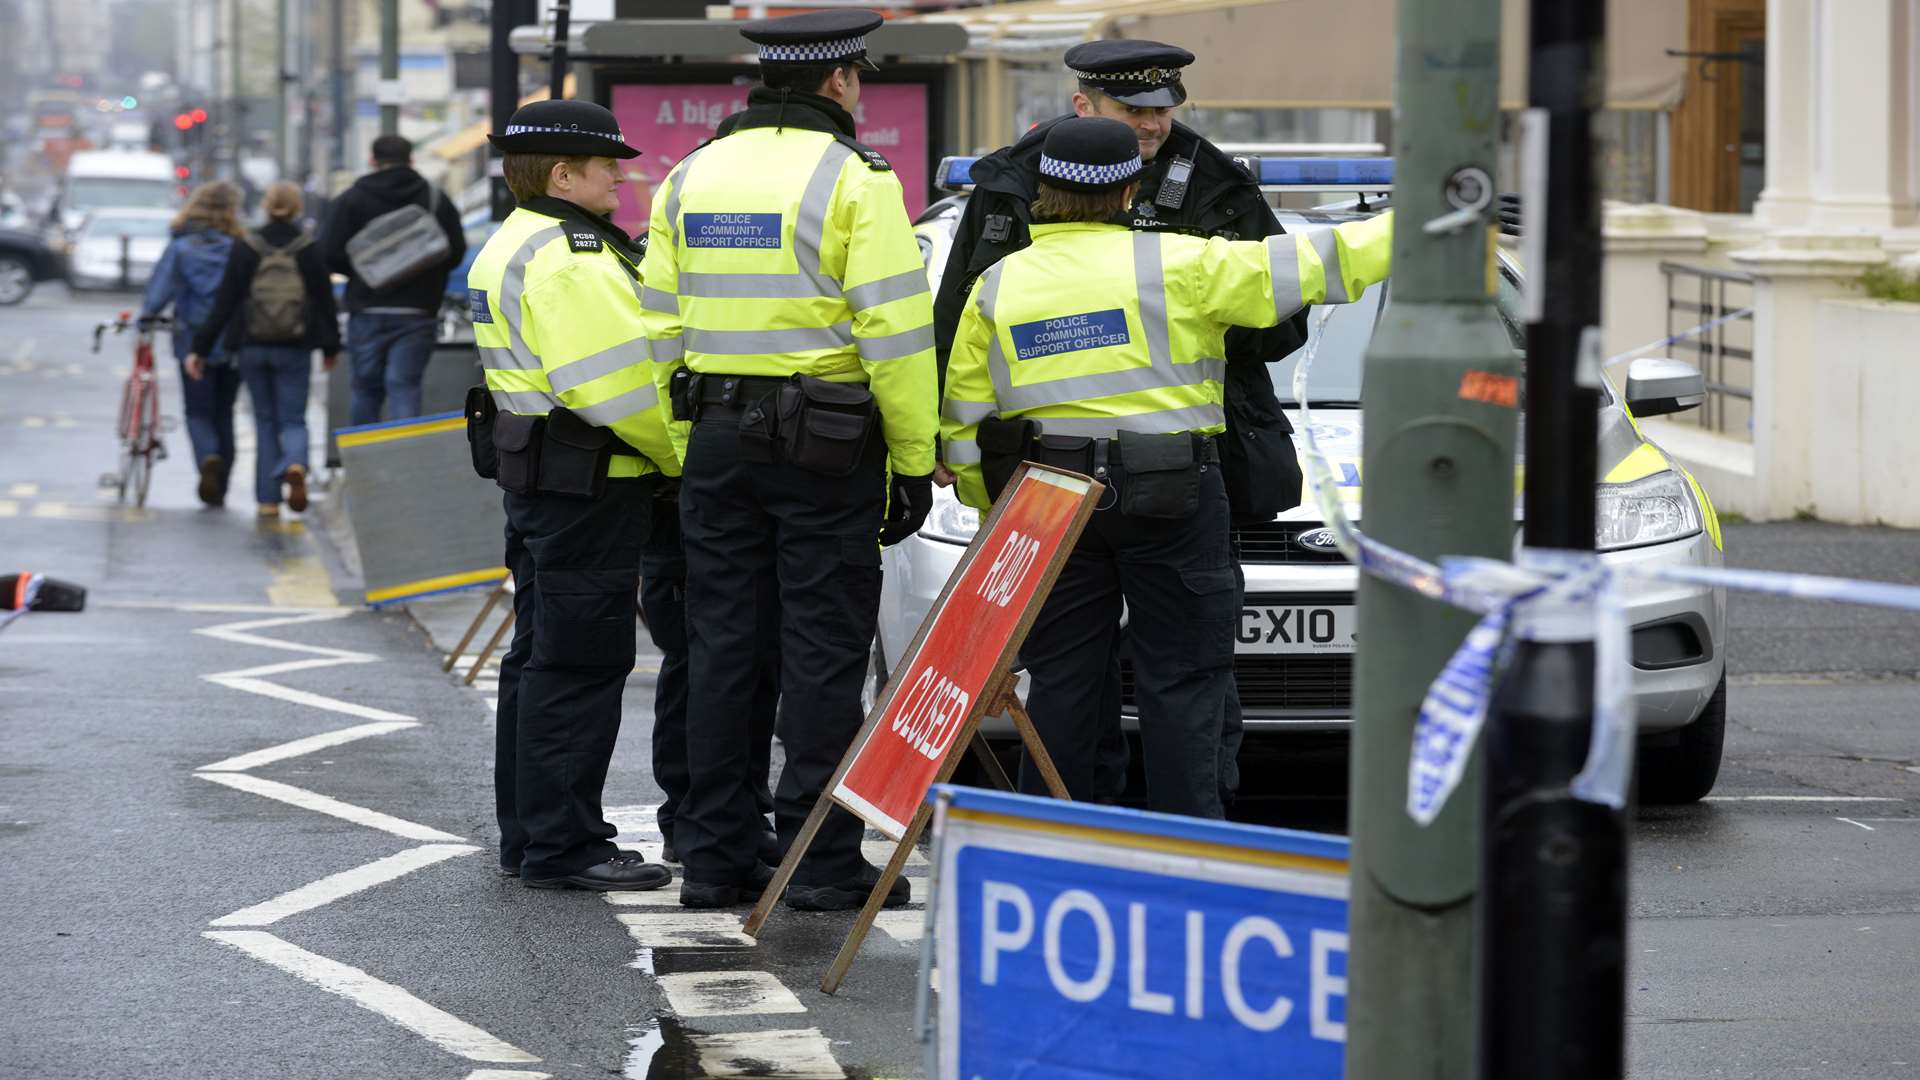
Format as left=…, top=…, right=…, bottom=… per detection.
left=944, top=806, right=1349, bottom=877
left=337, top=417, right=468, bottom=449
left=365, top=567, right=510, bottom=604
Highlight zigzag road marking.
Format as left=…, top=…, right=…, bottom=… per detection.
left=199, top=720, right=419, bottom=773
left=198, top=771, right=466, bottom=842
left=210, top=843, right=480, bottom=926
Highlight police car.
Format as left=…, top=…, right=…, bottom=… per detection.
left=881, top=157, right=1729, bottom=804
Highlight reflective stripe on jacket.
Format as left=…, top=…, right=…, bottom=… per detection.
left=638, top=127, right=939, bottom=475
left=468, top=204, right=675, bottom=479
left=940, top=212, right=1393, bottom=510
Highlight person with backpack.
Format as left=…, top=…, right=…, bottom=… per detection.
left=140, top=181, right=245, bottom=507
left=319, top=135, right=466, bottom=426
left=189, top=182, right=342, bottom=517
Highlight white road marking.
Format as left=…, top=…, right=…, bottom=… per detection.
left=1836, top=817, right=1876, bottom=832
left=198, top=720, right=420, bottom=772
left=1702, top=795, right=1902, bottom=802
left=862, top=839, right=927, bottom=867
left=210, top=844, right=479, bottom=926
left=484, top=697, right=498, bottom=712
left=197, top=772, right=464, bottom=842
left=616, top=912, right=754, bottom=948
left=7, top=482, right=37, bottom=497
left=1905, top=766, right=1920, bottom=776
left=23, top=416, right=46, bottom=428
left=657, top=971, right=806, bottom=1018
left=52, top=416, right=76, bottom=429
left=604, top=889, right=685, bottom=907
left=872, top=910, right=925, bottom=944
left=205, top=672, right=414, bottom=723
left=686, top=1029, right=844, bottom=1079
left=1851, top=817, right=1920, bottom=824
left=203, top=931, right=539, bottom=1063
left=0, top=500, right=16, bottom=517
left=465, top=1072, right=552, bottom=1080
left=605, top=805, right=664, bottom=833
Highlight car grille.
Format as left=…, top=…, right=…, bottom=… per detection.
left=1233, top=521, right=1356, bottom=565
left=1120, top=655, right=1354, bottom=714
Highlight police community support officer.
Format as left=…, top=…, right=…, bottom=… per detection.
left=932, top=40, right=1310, bottom=806
left=639, top=11, right=939, bottom=910
left=470, top=100, right=676, bottom=891
left=941, top=117, right=1392, bottom=818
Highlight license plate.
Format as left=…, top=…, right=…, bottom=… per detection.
left=1236, top=605, right=1356, bottom=654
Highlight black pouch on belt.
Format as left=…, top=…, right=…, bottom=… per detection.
left=536, top=406, right=614, bottom=500
left=776, top=374, right=878, bottom=477
left=464, top=385, right=498, bottom=480
left=1031, top=434, right=1095, bottom=476
left=1116, top=430, right=1200, bottom=518
left=976, top=415, right=1039, bottom=502
left=737, top=390, right=779, bottom=465
left=492, top=410, right=542, bottom=496
left=669, top=368, right=697, bottom=422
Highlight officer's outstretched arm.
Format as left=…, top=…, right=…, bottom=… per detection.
left=841, top=170, right=938, bottom=477
left=529, top=262, right=679, bottom=477
left=1199, top=210, right=1395, bottom=331
left=638, top=173, right=691, bottom=465
left=939, top=287, right=999, bottom=512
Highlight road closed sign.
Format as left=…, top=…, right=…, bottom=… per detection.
left=832, top=465, right=1099, bottom=839
left=930, top=786, right=1350, bottom=1080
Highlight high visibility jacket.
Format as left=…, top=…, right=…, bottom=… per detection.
left=638, top=106, right=939, bottom=475
left=469, top=201, right=676, bottom=478
left=941, top=213, right=1394, bottom=510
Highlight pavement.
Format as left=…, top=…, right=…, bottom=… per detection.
left=2, top=284, right=1917, bottom=1078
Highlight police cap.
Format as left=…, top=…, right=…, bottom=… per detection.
left=740, top=10, right=885, bottom=72
left=488, top=99, right=641, bottom=159
left=1038, top=117, right=1144, bottom=193
left=1064, top=39, right=1195, bottom=108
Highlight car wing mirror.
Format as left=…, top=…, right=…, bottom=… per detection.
left=1624, top=356, right=1706, bottom=417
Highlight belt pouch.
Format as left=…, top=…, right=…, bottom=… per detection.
left=776, top=374, right=877, bottom=477
left=976, top=415, right=1039, bottom=501
left=536, top=407, right=614, bottom=500
left=1032, top=434, right=1094, bottom=476
left=1115, top=430, right=1199, bottom=519
left=465, top=385, right=499, bottom=480
left=491, top=411, right=542, bottom=495
left=669, top=368, right=694, bottom=422
left=1221, top=395, right=1303, bottom=518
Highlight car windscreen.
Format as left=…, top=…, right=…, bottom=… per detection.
left=68, top=178, right=177, bottom=211
left=83, top=216, right=173, bottom=240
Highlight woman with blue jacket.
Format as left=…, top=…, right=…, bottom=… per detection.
left=140, top=182, right=244, bottom=507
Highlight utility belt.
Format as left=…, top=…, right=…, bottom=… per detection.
left=668, top=369, right=880, bottom=478
left=464, top=386, right=642, bottom=500
left=977, top=417, right=1220, bottom=519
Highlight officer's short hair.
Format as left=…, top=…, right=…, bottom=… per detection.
left=1032, top=180, right=1134, bottom=224
left=371, top=134, right=414, bottom=166
left=502, top=153, right=592, bottom=203
left=760, top=61, right=857, bottom=95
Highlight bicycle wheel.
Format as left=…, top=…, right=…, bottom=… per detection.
left=130, top=375, right=161, bottom=508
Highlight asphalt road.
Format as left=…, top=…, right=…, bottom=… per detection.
left=2, top=286, right=1917, bottom=1079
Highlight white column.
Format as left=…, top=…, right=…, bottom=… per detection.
left=1754, top=0, right=1816, bottom=226
left=1809, top=0, right=1920, bottom=229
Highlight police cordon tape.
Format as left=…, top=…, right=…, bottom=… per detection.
left=1288, top=304, right=1920, bottom=826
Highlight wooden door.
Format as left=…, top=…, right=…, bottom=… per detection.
left=1669, top=0, right=1766, bottom=212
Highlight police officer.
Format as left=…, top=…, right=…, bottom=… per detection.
left=940, top=117, right=1392, bottom=818
left=639, top=10, right=940, bottom=910
left=470, top=100, right=677, bottom=891
left=933, top=40, right=1311, bottom=805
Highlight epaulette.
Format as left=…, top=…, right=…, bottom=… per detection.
left=567, top=229, right=603, bottom=253
left=835, top=133, right=893, bottom=172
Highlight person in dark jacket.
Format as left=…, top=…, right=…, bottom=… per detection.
left=190, top=182, right=342, bottom=517
left=320, top=134, right=466, bottom=425
left=141, top=181, right=245, bottom=507
left=931, top=41, right=1312, bottom=808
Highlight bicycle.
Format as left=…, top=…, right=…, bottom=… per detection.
left=93, top=310, right=170, bottom=509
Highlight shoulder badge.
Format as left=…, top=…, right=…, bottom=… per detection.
left=834, top=133, right=893, bottom=172
left=1230, top=155, right=1258, bottom=180
left=568, top=230, right=603, bottom=253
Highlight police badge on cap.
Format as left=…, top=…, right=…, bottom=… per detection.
left=1064, top=39, right=1196, bottom=109
left=489, top=99, right=641, bottom=159
left=1038, top=117, right=1145, bottom=193
left=740, top=9, right=886, bottom=72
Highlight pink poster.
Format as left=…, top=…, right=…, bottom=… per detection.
left=609, top=82, right=929, bottom=236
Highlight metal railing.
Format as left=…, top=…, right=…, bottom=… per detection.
left=1660, top=261, right=1755, bottom=440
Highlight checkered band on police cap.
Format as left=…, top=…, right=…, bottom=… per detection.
left=1037, top=117, right=1144, bottom=192
left=1038, top=153, right=1142, bottom=191
left=757, top=35, right=866, bottom=63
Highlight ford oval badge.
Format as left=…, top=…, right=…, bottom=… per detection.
left=1296, top=527, right=1341, bottom=551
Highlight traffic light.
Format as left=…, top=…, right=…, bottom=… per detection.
left=174, top=113, right=193, bottom=130
left=174, top=109, right=209, bottom=151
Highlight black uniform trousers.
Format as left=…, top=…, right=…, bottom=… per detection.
left=637, top=490, right=777, bottom=846
left=1018, top=459, right=1236, bottom=819
left=495, top=477, right=654, bottom=879
left=677, top=416, right=887, bottom=887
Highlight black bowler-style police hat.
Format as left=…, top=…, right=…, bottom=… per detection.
left=740, top=9, right=885, bottom=72
left=1064, top=39, right=1195, bottom=108
left=488, top=99, right=641, bottom=159
left=1038, top=117, right=1144, bottom=193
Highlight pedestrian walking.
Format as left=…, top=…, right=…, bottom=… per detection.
left=468, top=99, right=679, bottom=892
left=940, top=117, right=1392, bottom=817
left=189, top=182, right=341, bottom=518
left=321, top=134, right=466, bottom=426
left=638, top=10, right=939, bottom=910
left=140, top=181, right=244, bottom=508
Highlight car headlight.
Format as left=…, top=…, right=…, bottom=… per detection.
left=919, top=487, right=981, bottom=545
left=1596, top=470, right=1701, bottom=551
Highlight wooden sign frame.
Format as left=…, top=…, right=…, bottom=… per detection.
left=741, top=463, right=1102, bottom=994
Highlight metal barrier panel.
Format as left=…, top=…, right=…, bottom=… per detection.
left=334, top=410, right=507, bottom=606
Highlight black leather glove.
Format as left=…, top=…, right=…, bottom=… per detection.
left=1497, top=192, right=1523, bottom=237
left=878, top=472, right=935, bottom=547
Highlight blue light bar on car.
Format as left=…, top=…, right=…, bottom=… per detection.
left=1256, top=157, right=1394, bottom=187
left=939, top=155, right=979, bottom=190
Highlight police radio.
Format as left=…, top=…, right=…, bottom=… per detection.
left=1154, top=155, right=1195, bottom=211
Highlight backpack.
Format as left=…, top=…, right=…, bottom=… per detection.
left=243, top=230, right=312, bottom=344
left=344, top=186, right=451, bottom=291
left=172, top=231, right=234, bottom=329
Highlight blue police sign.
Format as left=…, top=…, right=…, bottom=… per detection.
left=929, top=787, right=1349, bottom=1079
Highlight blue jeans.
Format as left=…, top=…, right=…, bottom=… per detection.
left=173, top=330, right=239, bottom=476
left=347, top=313, right=437, bottom=426
left=238, top=345, right=314, bottom=505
